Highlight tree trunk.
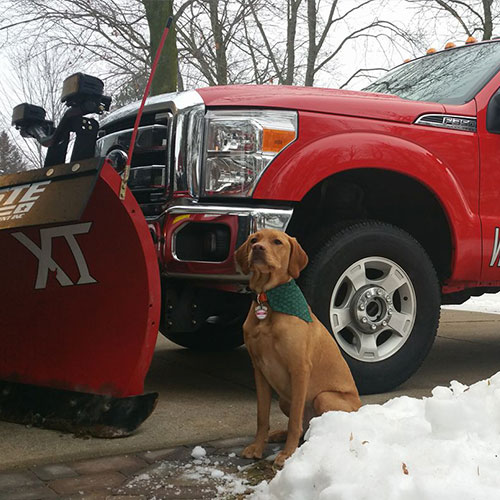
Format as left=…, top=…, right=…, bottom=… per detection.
left=208, top=0, right=228, bottom=85
left=143, top=0, right=178, bottom=95
left=305, top=0, right=317, bottom=86
left=285, top=0, right=301, bottom=85
left=483, top=0, right=493, bottom=40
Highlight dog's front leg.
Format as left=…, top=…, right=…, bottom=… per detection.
left=274, top=368, right=309, bottom=467
left=242, top=367, right=272, bottom=460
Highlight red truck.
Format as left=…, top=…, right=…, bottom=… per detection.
left=16, top=39, right=500, bottom=395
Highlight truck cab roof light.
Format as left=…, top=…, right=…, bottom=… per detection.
left=465, top=36, right=477, bottom=44
left=445, top=42, right=456, bottom=49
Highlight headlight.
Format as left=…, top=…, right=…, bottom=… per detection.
left=202, top=109, right=297, bottom=196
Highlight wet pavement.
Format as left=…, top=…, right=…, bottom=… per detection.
left=2, top=308, right=500, bottom=498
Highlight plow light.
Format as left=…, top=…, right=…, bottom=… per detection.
left=11, top=103, right=55, bottom=140
left=61, top=73, right=111, bottom=112
left=12, top=103, right=47, bottom=128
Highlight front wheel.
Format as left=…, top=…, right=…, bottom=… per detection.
left=300, top=221, right=441, bottom=394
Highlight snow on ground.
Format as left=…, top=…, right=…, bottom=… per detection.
left=252, top=373, right=500, bottom=500
left=443, top=291, right=500, bottom=315
left=249, top=294, right=500, bottom=500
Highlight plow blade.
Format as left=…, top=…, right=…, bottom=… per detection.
left=0, top=159, right=161, bottom=436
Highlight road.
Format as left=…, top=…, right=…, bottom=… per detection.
left=1, top=308, right=500, bottom=470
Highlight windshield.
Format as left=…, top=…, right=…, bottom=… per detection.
left=363, top=42, right=500, bottom=105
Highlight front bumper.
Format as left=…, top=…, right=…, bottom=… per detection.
left=149, top=199, right=293, bottom=282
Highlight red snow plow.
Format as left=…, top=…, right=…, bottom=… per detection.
left=0, top=73, right=161, bottom=437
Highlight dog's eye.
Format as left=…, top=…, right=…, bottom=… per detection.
left=250, top=237, right=258, bottom=244
left=273, top=239, right=283, bottom=245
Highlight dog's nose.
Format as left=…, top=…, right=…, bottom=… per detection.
left=253, top=243, right=265, bottom=252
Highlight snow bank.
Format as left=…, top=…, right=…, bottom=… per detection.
left=252, top=373, right=500, bottom=500
left=443, top=292, right=500, bottom=315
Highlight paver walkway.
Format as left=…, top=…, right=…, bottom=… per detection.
left=0, top=437, right=281, bottom=500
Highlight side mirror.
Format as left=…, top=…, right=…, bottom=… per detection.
left=487, top=90, right=500, bottom=134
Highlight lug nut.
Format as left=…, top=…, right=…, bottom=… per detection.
left=382, top=321, right=387, bottom=326
left=371, top=324, right=377, bottom=330
left=359, top=304, right=365, bottom=311
left=388, top=308, right=393, bottom=315
left=361, top=317, right=368, bottom=324
left=387, top=298, right=392, bottom=304
left=377, top=289, right=382, bottom=295
left=366, top=292, right=372, bottom=298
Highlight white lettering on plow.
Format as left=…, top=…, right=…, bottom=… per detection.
left=12, top=222, right=97, bottom=289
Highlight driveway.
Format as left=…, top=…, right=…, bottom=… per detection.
left=1, top=309, right=500, bottom=470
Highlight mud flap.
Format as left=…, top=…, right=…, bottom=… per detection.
left=0, top=158, right=161, bottom=436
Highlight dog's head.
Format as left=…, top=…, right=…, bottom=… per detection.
left=235, top=229, right=308, bottom=280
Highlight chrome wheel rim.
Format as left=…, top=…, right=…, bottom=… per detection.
left=329, top=256, right=417, bottom=362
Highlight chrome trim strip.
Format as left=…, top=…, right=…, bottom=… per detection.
left=100, top=90, right=205, bottom=128
left=163, top=200, right=294, bottom=233
left=414, top=114, right=477, bottom=132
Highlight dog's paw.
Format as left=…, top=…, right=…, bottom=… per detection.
left=273, top=450, right=292, bottom=467
left=241, top=443, right=264, bottom=459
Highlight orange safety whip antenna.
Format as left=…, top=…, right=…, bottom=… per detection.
left=120, top=16, right=174, bottom=200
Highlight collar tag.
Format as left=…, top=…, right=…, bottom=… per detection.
left=255, top=304, right=268, bottom=320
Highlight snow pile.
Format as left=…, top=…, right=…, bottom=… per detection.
left=253, top=373, right=500, bottom=500
left=444, top=292, right=500, bottom=315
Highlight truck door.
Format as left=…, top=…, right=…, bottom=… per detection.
left=477, top=73, right=500, bottom=282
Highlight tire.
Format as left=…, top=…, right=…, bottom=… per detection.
left=300, top=221, right=441, bottom=394
left=161, top=312, right=246, bottom=351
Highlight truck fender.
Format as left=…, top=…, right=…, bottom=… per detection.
left=253, top=132, right=480, bottom=281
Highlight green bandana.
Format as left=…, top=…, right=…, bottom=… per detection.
left=264, top=280, right=313, bottom=323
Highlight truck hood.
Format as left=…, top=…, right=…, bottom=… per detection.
left=197, top=85, right=446, bottom=124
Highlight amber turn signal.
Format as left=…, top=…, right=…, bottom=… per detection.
left=262, top=129, right=296, bottom=153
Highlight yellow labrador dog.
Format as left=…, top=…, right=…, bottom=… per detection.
left=235, top=229, right=361, bottom=466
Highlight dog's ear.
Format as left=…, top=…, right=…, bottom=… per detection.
left=235, top=236, right=252, bottom=275
left=287, top=236, right=308, bottom=279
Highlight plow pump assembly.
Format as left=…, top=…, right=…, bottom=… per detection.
left=1, top=71, right=161, bottom=437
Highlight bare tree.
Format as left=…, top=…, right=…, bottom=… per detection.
left=407, top=0, right=499, bottom=41
left=176, top=0, right=252, bottom=86
left=0, top=0, right=189, bottom=96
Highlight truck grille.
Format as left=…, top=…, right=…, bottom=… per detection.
left=96, top=115, right=172, bottom=216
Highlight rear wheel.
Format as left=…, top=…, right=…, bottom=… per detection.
left=300, top=221, right=441, bottom=394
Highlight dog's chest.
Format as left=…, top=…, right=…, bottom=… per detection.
left=247, top=330, right=291, bottom=399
